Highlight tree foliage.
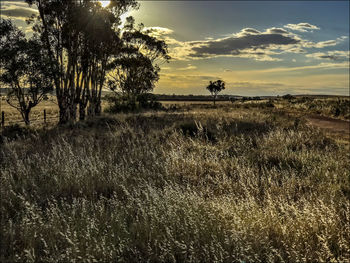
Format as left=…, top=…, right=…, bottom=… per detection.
left=0, top=19, right=53, bottom=125
left=106, top=17, right=170, bottom=106
left=108, top=18, right=170, bottom=94
left=1, top=1, right=169, bottom=124
left=25, top=0, right=140, bottom=123
left=206, top=80, right=226, bottom=105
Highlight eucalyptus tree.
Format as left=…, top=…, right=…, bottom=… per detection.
left=25, top=0, right=138, bottom=123
left=107, top=17, right=170, bottom=99
left=0, top=19, right=53, bottom=125
left=79, top=2, right=129, bottom=118
left=107, top=54, right=159, bottom=98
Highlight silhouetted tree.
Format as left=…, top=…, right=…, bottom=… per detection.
left=0, top=19, right=53, bottom=125
left=107, top=18, right=169, bottom=102
left=25, top=0, right=138, bottom=123
left=108, top=55, right=159, bottom=97
left=79, top=2, right=138, bottom=118
left=206, top=80, right=225, bottom=106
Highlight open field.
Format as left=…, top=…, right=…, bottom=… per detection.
left=0, top=97, right=59, bottom=127
left=1, top=96, right=349, bottom=122
left=1, top=100, right=350, bottom=262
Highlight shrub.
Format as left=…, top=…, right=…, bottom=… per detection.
left=0, top=124, right=33, bottom=143
left=178, top=120, right=216, bottom=142
left=105, top=93, right=164, bottom=114
left=282, top=94, right=296, bottom=100
left=265, top=100, right=275, bottom=108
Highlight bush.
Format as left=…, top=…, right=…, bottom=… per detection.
left=0, top=124, right=33, bottom=143
left=265, top=100, right=275, bottom=108
left=282, top=94, right=296, bottom=100
left=178, top=120, right=216, bottom=142
left=331, top=99, right=350, bottom=118
left=105, top=93, right=164, bottom=114
left=137, top=93, right=164, bottom=110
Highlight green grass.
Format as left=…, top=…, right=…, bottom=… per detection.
left=1, top=106, right=350, bottom=262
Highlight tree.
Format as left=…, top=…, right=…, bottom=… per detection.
left=0, top=19, right=53, bottom=125
left=107, top=18, right=170, bottom=102
left=108, top=55, right=159, bottom=97
left=25, top=0, right=138, bottom=123
left=206, top=80, right=225, bottom=106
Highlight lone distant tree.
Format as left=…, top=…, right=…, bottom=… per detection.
left=206, top=80, right=225, bottom=106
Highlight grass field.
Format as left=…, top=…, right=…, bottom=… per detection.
left=1, top=98, right=350, bottom=262
left=1, top=96, right=349, bottom=126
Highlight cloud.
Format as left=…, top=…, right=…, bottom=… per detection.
left=223, top=62, right=349, bottom=76
left=284, top=23, right=320, bottom=32
left=1, top=1, right=38, bottom=21
left=143, top=27, right=174, bottom=38
left=190, top=33, right=300, bottom=57
left=171, top=26, right=303, bottom=61
left=1, top=1, right=31, bottom=8
left=234, top=28, right=262, bottom=37
left=310, top=36, right=347, bottom=48
left=160, top=73, right=217, bottom=82
left=156, top=73, right=221, bottom=94
left=166, top=24, right=348, bottom=62
left=265, top=27, right=290, bottom=35
left=257, top=62, right=350, bottom=73
left=142, top=26, right=183, bottom=47
left=229, top=81, right=285, bottom=88
left=178, top=64, right=197, bottom=71
left=1, top=8, right=37, bottom=19
left=306, top=50, right=350, bottom=61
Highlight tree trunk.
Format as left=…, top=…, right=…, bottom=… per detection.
left=87, top=91, right=102, bottom=117
left=87, top=101, right=96, bottom=118
left=69, top=102, right=78, bottom=122
left=79, top=103, right=86, bottom=121
left=95, top=101, right=102, bottom=116
left=213, top=95, right=216, bottom=106
left=58, top=97, right=78, bottom=125
left=59, top=106, right=70, bottom=125
left=58, top=98, right=75, bottom=124
left=24, top=110, right=30, bottom=126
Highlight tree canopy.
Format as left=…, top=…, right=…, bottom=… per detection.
left=0, top=19, right=53, bottom=125
left=0, top=1, right=170, bottom=124
left=206, top=80, right=226, bottom=105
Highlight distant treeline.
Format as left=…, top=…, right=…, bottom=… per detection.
left=153, top=94, right=349, bottom=102
left=154, top=94, right=277, bottom=101
left=155, top=94, right=234, bottom=101
left=2, top=90, right=347, bottom=101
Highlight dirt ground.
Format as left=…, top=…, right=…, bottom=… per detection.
left=305, top=114, right=350, bottom=142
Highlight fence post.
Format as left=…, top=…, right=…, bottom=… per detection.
left=44, top=109, right=47, bottom=124
left=1, top=111, right=4, bottom=128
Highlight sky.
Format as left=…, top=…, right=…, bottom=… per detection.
left=1, top=0, right=349, bottom=96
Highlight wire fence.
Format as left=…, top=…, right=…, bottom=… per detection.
left=1, top=109, right=59, bottom=128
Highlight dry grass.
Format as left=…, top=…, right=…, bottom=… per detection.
left=1, top=102, right=350, bottom=262
left=0, top=97, right=59, bottom=127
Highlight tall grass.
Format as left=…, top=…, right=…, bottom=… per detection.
left=287, top=97, right=350, bottom=120
left=1, top=107, right=349, bottom=262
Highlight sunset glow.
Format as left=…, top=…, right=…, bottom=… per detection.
left=99, top=1, right=110, bottom=8
left=1, top=1, right=349, bottom=96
